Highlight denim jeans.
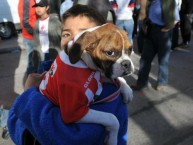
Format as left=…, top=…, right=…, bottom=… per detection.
left=137, top=24, right=172, bottom=87
left=116, top=19, right=134, bottom=43
left=23, top=37, right=35, bottom=74
left=0, top=107, right=9, bottom=128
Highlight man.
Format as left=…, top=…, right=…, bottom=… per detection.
left=132, top=0, right=180, bottom=91
left=32, top=0, right=61, bottom=72
left=8, top=5, right=129, bottom=145
left=18, top=0, right=37, bottom=75
left=178, top=0, right=193, bottom=48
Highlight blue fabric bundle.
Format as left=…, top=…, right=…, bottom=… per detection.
left=8, top=83, right=128, bottom=145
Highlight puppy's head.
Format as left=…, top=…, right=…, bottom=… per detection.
left=68, top=23, right=134, bottom=79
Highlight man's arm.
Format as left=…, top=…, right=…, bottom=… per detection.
left=22, top=0, right=34, bottom=35
left=24, top=72, right=46, bottom=90
left=8, top=74, right=128, bottom=145
left=8, top=87, right=107, bottom=145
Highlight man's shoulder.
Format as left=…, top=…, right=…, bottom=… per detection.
left=49, top=14, right=61, bottom=21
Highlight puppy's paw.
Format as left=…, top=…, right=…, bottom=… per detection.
left=121, top=85, right=133, bottom=103
left=118, top=77, right=133, bottom=103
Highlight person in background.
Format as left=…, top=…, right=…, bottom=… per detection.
left=1, top=0, right=37, bottom=135
left=60, top=0, right=73, bottom=18
left=135, top=0, right=147, bottom=54
left=171, top=0, right=181, bottom=50
left=110, top=0, right=135, bottom=43
left=8, top=5, right=129, bottom=145
left=18, top=0, right=37, bottom=75
left=178, top=0, right=193, bottom=48
left=132, top=0, right=140, bottom=38
left=74, top=0, right=116, bottom=24
left=32, top=0, right=61, bottom=73
left=48, top=0, right=62, bottom=18
left=132, top=0, right=180, bottom=91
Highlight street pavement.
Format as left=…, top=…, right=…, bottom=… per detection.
left=0, top=33, right=193, bottom=145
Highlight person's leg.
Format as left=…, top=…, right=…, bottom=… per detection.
left=116, top=20, right=124, bottom=31
left=123, top=19, right=134, bottom=43
left=136, top=37, right=156, bottom=88
left=132, top=8, right=139, bottom=37
left=157, top=29, right=172, bottom=87
left=116, top=19, right=134, bottom=43
left=137, top=20, right=144, bottom=54
left=171, top=22, right=179, bottom=50
left=183, top=14, right=192, bottom=44
left=135, top=25, right=165, bottom=90
left=179, top=11, right=191, bottom=48
left=0, top=106, right=9, bottom=139
left=22, top=130, right=41, bottom=145
left=179, top=12, right=186, bottom=44
left=22, top=38, right=35, bottom=74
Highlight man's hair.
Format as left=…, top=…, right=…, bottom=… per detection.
left=62, top=4, right=106, bottom=26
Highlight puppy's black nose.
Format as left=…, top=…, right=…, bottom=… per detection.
left=121, top=60, right=131, bottom=70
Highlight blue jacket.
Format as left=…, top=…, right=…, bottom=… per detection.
left=8, top=83, right=129, bottom=145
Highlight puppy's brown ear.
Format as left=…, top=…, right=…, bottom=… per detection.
left=68, top=31, right=97, bottom=64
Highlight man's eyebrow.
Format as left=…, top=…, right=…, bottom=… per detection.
left=62, top=28, right=70, bottom=32
left=62, top=28, right=89, bottom=32
left=80, top=28, right=87, bottom=31
left=80, top=27, right=95, bottom=31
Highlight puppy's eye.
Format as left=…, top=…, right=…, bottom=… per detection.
left=125, top=46, right=133, bottom=55
left=105, top=50, right=115, bottom=56
left=129, top=46, right=133, bottom=53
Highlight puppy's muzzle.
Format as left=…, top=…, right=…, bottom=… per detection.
left=121, top=60, right=133, bottom=75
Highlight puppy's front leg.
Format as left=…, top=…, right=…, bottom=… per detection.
left=118, top=77, right=133, bottom=103
left=77, top=109, right=119, bottom=145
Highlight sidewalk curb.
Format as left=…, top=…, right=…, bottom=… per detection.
left=0, top=47, right=21, bottom=54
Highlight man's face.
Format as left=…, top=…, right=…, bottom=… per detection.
left=35, top=6, right=49, bottom=17
left=61, top=16, right=97, bottom=50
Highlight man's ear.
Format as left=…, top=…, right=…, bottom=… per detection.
left=68, top=31, right=97, bottom=64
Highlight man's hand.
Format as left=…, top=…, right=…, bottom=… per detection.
left=161, top=27, right=170, bottom=32
left=24, top=72, right=46, bottom=90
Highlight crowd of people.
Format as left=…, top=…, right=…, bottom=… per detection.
left=131, top=0, right=193, bottom=91
left=0, top=0, right=193, bottom=144
left=16, top=0, right=193, bottom=80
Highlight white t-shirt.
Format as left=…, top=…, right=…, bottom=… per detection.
left=39, top=17, right=49, bottom=53
left=114, top=0, right=134, bottom=20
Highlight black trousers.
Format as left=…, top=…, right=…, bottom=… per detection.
left=180, top=11, right=192, bottom=44
left=171, top=22, right=180, bottom=49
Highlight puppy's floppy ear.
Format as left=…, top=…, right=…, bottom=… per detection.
left=68, top=31, right=98, bottom=64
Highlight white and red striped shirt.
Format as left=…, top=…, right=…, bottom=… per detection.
left=39, top=51, right=103, bottom=123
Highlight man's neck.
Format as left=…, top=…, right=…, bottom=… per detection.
left=40, top=14, right=49, bottom=20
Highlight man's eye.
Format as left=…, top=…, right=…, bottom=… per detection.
left=62, top=33, right=70, bottom=38
left=105, top=50, right=115, bottom=56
